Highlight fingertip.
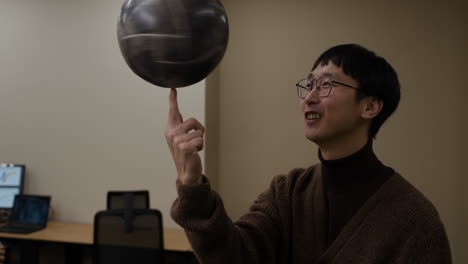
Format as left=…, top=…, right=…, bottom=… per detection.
left=168, top=88, right=182, bottom=124
left=169, top=88, right=179, bottom=106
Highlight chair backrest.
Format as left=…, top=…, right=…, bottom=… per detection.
left=93, top=208, right=164, bottom=264
left=106, top=190, right=149, bottom=210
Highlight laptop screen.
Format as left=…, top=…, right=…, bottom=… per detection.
left=0, top=165, right=25, bottom=209
left=10, top=195, right=50, bottom=226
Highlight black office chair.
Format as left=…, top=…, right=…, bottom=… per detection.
left=93, top=208, right=164, bottom=264
left=106, top=190, right=149, bottom=210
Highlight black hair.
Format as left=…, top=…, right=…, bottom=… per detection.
left=312, top=44, right=401, bottom=139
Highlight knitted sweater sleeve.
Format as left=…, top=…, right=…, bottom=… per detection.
left=393, top=192, right=452, bottom=264
left=397, top=218, right=452, bottom=264
left=170, top=173, right=294, bottom=264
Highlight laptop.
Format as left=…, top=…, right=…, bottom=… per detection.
left=0, top=195, right=51, bottom=234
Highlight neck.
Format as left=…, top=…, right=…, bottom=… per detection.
left=318, top=132, right=369, bottom=160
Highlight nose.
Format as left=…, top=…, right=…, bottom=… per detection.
left=302, top=88, right=320, bottom=105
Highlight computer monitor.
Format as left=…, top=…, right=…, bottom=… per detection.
left=0, top=164, right=25, bottom=209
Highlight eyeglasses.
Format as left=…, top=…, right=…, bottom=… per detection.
left=296, top=77, right=360, bottom=98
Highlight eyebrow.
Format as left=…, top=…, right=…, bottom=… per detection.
left=308, top=72, right=339, bottom=80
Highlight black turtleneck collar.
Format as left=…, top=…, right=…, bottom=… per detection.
left=319, top=140, right=389, bottom=186
left=318, top=140, right=394, bottom=246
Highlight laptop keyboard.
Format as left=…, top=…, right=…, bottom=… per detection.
left=0, top=224, right=42, bottom=234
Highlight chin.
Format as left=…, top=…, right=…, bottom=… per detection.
left=304, top=124, right=322, bottom=143
left=305, top=129, right=332, bottom=146
left=304, top=131, right=320, bottom=143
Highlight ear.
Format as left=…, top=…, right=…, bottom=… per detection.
left=361, top=96, right=383, bottom=120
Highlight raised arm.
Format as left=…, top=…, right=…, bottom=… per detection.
left=165, top=88, right=204, bottom=185
left=170, top=174, right=291, bottom=264
left=165, top=89, right=292, bottom=263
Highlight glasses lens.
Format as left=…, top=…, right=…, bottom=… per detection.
left=317, top=77, right=332, bottom=97
left=297, top=79, right=311, bottom=98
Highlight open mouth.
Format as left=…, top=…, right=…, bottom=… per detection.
left=305, top=112, right=321, bottom=120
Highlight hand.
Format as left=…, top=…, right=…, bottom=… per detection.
left=165, top=88, right=204, bottom=185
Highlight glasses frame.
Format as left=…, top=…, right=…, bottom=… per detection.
left=296, top=77, right=360, bottom=98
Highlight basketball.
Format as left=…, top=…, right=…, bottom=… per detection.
left=117, top=0, right=229, bottom=88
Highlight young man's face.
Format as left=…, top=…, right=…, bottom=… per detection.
left=300, top=62, right=367, bottom=146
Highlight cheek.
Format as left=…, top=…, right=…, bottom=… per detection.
left=327, top=97, right=360, bottom=127
left=323, top=99, right=340, bottom=119
left=323, top=97, right=357, bottom=124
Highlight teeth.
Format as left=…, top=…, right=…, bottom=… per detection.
left=306, top=113, right=320, bottom=120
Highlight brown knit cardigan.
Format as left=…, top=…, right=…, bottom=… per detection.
left=171, top=165, right=452, bottom=263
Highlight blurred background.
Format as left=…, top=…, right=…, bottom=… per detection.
left=0, top=0, right=466, bottom=262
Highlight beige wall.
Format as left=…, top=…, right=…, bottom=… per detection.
left=212, top=0, right=467, bottom=262
left=462, top=20, right=468, bottom=260
left=0, top=0, right=206, bottom=228
left=205, top=68, right=220, bottom=189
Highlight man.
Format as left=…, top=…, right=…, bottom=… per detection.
left=165, top=44, right=451, bottom=263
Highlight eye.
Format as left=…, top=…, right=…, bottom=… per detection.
left=322, top=81, right=332, bottom=89
left=304, top=80, right=312, bottom=91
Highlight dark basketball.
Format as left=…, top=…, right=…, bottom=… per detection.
left=117, top=0, right=229, bottom=88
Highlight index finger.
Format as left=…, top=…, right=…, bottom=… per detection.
left=168, top=88, right=183, bottom=126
